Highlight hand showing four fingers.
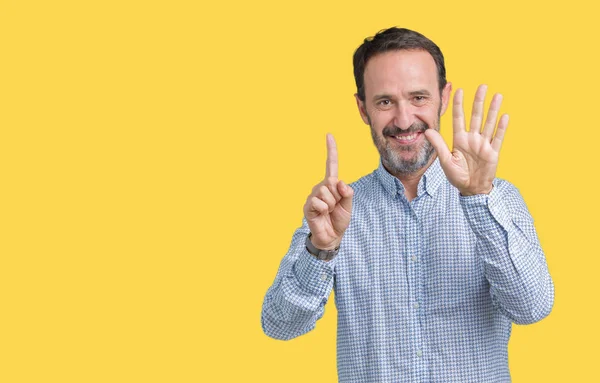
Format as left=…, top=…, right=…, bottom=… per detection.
left=424, top=84, right=509, bottom=196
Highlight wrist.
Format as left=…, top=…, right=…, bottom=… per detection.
left=307, top=232, right=342, bottom=250
left=306, top=233, right=340, bottom=261
left=459, top=184, right=493, bottom=196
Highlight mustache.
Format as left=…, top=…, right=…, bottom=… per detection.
left=383, top=122, right=430, bottom=137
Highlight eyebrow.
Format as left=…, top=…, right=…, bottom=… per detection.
left=408, top=89, right=432, bottom=97
left=372, top=89, right=432, bottom=102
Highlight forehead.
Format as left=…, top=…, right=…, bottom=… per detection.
left=363, top=49, right=438, bottom=97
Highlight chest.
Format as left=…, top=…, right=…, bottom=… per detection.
left=333, top=192, right=487, bottom=311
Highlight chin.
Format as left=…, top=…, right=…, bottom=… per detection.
left=384, top=147, right=434, bottom=175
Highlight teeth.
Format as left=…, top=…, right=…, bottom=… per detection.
left=395, top=133, right=418, bottom=141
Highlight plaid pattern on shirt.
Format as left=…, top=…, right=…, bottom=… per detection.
left=262, top=158, right=554, bottom=383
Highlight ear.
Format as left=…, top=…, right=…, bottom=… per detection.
left=354, top=93, right=370, bottom=125
left=440, top=82, right=452, bottom=116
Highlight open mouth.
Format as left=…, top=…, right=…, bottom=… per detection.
left=389, top=131, right=423, bottom=145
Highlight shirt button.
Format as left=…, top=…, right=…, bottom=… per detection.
left=413, top=303, right=419, bottom=309
left=411, top=255, right=417, bottom=262
left=417, top=350, right=423, bottom=357
left=320, top=273, right=327, bottom=281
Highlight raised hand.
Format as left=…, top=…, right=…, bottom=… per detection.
left=303, top=134, right=354, bottom=250
left=424, top=84, right=509, bottom=196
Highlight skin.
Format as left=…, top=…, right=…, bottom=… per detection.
left=304, top=49, right=509, bottom=252
left=356, top=49, right=452, bottom=200
left=303, top=134, right=354, bottom=251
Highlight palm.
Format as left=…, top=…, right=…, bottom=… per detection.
left=445, top=130, right=498, bottom=192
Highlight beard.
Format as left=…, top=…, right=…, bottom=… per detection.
left=369, top=119, right=437, bottom=175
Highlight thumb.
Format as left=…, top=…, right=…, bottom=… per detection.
left=423, top=129, right=452, bottom=163
left=337, top=180, right=354, bottom=213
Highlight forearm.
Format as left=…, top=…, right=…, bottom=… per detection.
left=461, top=180, right=554, bottom=324
left=261, top=222, right=337, bottom=340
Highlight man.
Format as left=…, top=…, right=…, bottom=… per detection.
left=261, top=27, right=554, bottom=382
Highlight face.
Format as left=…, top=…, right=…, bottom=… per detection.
left=356, top=49, right=452, bottom=175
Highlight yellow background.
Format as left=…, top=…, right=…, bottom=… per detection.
left=1, top=0, right=597, bottom=381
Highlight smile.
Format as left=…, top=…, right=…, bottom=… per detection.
left=390, top=132, right=423, bottom=145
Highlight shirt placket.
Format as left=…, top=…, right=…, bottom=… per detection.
left=407, top=196, right=428, bottom=382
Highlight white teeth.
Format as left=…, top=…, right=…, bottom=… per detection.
left=395, top=133, right=418, bottom=141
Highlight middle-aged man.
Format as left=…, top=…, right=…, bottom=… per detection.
left=261, top=27, right=554, bottom=382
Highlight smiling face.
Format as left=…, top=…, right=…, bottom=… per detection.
left=356, top=49, right=452, bottom=175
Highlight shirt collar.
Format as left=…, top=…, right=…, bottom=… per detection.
left=375, top=156, right=445, bottom=198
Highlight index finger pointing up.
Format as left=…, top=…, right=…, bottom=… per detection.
left=326, top=133, right=338, bottom=179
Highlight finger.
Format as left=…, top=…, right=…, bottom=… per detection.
left=491, top=114, right=509, bottom=152
left=337, top=181, right=354, bottom=213
left=469, top=84, right=488, bottom=134
left=424, top=129, right=452, bottom=163
left=326, top=133, right=338, bottom=179
left=315, top=185, right=337, bottom=213
left=482, top=93, right=503, bottom=140
left=305, top=196, right=329, bottom=218
left=452, top=88, right=465, bottom=135
left=325, top=179, right=343, bottom=202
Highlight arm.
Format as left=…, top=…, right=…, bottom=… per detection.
left=261, top=134, right=353, bottom=340
left=425, top=85, right=554, bottom=323
left=460, top=180, right=554, bottom=324
left=261, top=220, right=338, bottom=340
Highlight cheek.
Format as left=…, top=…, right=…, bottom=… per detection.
left=369, top=109, right=395, bottom=129
left=415, top=108, right=438, bottom=127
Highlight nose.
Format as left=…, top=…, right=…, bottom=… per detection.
left=393, top=101, right=413, bottom=130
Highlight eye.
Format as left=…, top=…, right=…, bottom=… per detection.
left=377, top=99, right=392, bottom=107
left=413, top=96, right=427, bottom=104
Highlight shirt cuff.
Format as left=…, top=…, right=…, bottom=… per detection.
left=293, top=242, right=337, bottom=297
left=459, top=181, right=511, bottom=234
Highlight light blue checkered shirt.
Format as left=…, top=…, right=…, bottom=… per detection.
left=262, top=158, right=554, bottom=382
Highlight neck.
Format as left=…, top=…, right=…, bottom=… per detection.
left=384, top=155, right=437, bottom=201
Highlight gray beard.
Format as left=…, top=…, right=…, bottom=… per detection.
left=369, top=120, right=437, bottom=175
left=375, top=132, right=436, bottom=174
